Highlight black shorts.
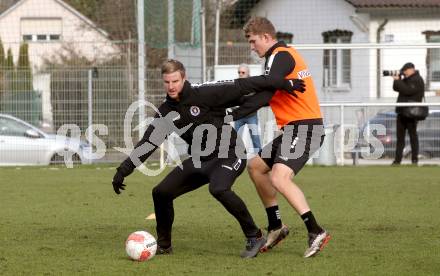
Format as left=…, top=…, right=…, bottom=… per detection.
left=259, top=119, right=325, bottom=175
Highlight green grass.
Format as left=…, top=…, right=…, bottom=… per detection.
left=1, top=165, right=440, bottom=275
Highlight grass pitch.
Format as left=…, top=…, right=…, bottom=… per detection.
left=1, top=165, right=440, bottom=275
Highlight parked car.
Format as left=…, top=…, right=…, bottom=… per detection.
left=359, top=110, right=440, bottom=159
left=0, top=114, right=91, bottom=166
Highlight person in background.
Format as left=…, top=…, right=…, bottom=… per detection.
left=233, top=64, right=262, bottom=153
left=392, top=62, right=425, bottom=165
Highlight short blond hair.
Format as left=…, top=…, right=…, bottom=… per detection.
left=161, top=59, right=186, bottom=78
left=243, top=17, right=276, bottom=38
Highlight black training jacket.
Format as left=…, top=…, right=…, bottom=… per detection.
left=393, top=71, right=425, bottom=114
left=117, top=76, right=288, bottom=176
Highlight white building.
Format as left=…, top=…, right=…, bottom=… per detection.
left=0, top=0, right=121, bottom=131
left=238, top=0, right=440, bottom=101
left=0, top=0, right=120, bottom=71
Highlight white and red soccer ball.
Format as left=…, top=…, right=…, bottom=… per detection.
left=125, top=231, right=157, bottom=261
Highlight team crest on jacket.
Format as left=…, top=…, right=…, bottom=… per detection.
left=190, top=106, right=200, bottom=116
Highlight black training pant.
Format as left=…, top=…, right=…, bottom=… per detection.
left=395, top=114, right=419, bottom=163
left=152, top=156, right=259, bottom=248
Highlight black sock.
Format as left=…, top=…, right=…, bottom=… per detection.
left=301, top=211, right=323, bottom=234
left=266, top=206, right=282, bottom=231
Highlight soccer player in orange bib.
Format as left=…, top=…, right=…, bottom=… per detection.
left=230, top=17, right=331, bottom=257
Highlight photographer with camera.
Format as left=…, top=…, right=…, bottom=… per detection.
left=389, top=62, right=425, bottom=165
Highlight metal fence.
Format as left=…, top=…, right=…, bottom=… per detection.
left=1, top=0, right=440, bottom=166
left=319, top=102, right=440, bottom=166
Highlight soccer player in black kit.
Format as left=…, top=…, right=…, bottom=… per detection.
left=111, top=59, right=305, bottom=258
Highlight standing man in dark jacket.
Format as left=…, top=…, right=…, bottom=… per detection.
left=111, top=59, right=304, bottom=258
left=392, top=62, right=425, bottom=165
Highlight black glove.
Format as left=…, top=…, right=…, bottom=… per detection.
left=283, top=79, right=305, bottom=98
left=112, top=169, right=126, bottom=194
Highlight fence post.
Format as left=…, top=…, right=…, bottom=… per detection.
left=168, top=0, right=175, bottom=59
left=340, top=104, right=345, bottom=166
left=214, top=0, right=221, bottom=66
left=200, top=2, right=206, bottom=82
left=88, top=69, right=93, bottom=157
left=137, top=0, right=146, bottom=139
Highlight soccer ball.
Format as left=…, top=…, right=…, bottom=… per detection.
left=125, top=231, right=157, bottom=261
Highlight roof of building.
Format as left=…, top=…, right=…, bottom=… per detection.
left=0, top=0, right=19, bottom=15
left=231, top=0, right=440, bottom=27
left=345, top=0, right=440, bottom=8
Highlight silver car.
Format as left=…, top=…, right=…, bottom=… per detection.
left=0, top=114, right=91, bottom=166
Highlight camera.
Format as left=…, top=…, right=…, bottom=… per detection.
left=382, top=70, right=402, bottom=77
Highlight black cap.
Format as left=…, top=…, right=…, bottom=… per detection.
left=401, top=62, right=415, bottom=71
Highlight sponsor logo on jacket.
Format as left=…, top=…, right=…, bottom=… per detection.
left=297, top=69, right=311, bottom=79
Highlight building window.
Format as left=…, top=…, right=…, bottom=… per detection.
left=423, top=31, right=440, bottom=89
left=22, top=34, right=61, bottom=42
left=37, top=34, right=47, bottom=41
left=276, top=32, right=293, bottom=44
left=49, top=34, right=60, bottom=41
left=21, top=18, right=62, bottom=43
left=322, top=30, right=353, bottom=89
left=23, top=35, right=33, bottom=42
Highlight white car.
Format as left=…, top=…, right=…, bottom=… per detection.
left=0, top=114, right=91, bottom=166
